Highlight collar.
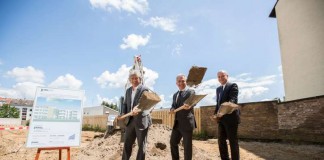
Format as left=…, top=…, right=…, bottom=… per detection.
left=132, top=85, right=139, bottom=91
left=221, top=83, right=228, bottom=90
left=178, top=87, right=188, bottom=92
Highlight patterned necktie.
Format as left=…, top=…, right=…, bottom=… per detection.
left=218, top=87, right=224, bottom=109
left=177, top=91, right=183, bottom=103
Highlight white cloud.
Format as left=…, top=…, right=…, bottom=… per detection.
left=178, top=26, right=194, bottom=34
left=278, top=65, right=283, bottom=77
left=195, top=79, right=218, bottom=106
left=0, top=66, right=45, bottom=99
left=13, top=82, right=44, bottom=99
left=120, top=34, right=151, bottom=50
left=94, top=64, right=159, bottom=89
left=193, top=73, right=277, bottom=105
left=0, top=87, right=18, bottom=98
left=234, top=73, right=252, bottom=82
left=97, top=94, right=119, bottom=105
left=239, top=86, right=269, bottom=101
left=142, top=67, right=158, bottom=90
left=94, top=64, right=130, bottom=88
left=89, top=0, right=149, bottom=14
left=171, top=43, right=183, bottom=56
left=155, top=94, right=171, bottom=109
left=0, top=82, right=44, bottom=99
left=1, top=67, right=85, bottom=100
left=0, top=59, right=3, bottom=65
left=139, top=16, right=176, bottom=32
left=49, top=74, right=83, bottom=90
left=234, top=75, right=276, bottom=88
left=6, top=66, right=45, bottom=83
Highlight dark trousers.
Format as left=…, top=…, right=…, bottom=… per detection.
left=122, top=119, right=149, bottom=160
left=170, top=123, right=193, bottom=160
left=218, top=121, right=239, bottom=160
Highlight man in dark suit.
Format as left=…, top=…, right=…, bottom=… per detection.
left=214, top=70, right=240, bottom=160
left=119, top=70, right=151, bottom=160
left=170, top=74, right=196, bottom=160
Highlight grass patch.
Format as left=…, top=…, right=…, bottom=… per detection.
left=82, top=124, right=106, bottom=133
left=193, top=131, right=209, bottom=140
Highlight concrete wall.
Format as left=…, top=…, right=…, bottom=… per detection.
left=275, top=0, right=324, bottom=101
left=82, top=115, right=108, bottom=130
left=83, top=106, right=119, bottom=116
left=83, top=106, right=104, bottom=116
left=199, top=95, right=324, bottom=143
left=0, top=118, right=21, bottom=125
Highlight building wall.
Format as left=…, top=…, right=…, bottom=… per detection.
left=82, top=115, right=108, bottom=130
left=239, top=101, right=279, bottom=140
left=0, top=118, right=21, bottom=125
left=277, top=96, right=324, bottom=142
left=15, top=106, right=33, bottom=121
left=102, top=107, right=119, bottom=116
left=275, top=0, right=324, bottom=101
left=199, top=105, right=217, bottom=136
left=83, top=106, right=119, bottom=116
left=199, top=95, right=324, bottom=143
left=83, top=106, right=104, bottom=116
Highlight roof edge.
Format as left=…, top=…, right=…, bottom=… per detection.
left=269, top=0, right=279, bottom=18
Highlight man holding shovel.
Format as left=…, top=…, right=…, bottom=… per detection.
left=169, top=74, right=196, bottom=160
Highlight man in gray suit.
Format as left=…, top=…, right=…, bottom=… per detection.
left=170, top=74, right=196, bottom=160
left=119, top=70, right=151, bottom=160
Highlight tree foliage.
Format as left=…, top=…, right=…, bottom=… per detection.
left=0, top=104, right=20, bottom=118
left=101, top=101, right=118, bottom=111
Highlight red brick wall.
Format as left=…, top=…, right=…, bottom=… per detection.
left=199, top=95, right=324, bottom=143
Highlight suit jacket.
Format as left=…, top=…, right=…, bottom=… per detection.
left=171, top=88, right=197, bottom=131
left=215, top=82, right=240, bottom=124
left=123, top=84, right=152, bottom=129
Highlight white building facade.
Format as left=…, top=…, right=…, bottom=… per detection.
left=270, top=0, right=324, bottom=101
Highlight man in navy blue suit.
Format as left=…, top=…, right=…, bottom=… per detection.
left=214, top=70, right=240, bottom=160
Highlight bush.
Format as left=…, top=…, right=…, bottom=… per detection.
left=82, top=124, right=106, bottom=132
left=193, top=131, right=209, bottom=140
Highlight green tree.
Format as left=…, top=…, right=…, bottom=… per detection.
left=101, top=101, right=118, bottom=111
left=0, top=104, right=20, bottom=118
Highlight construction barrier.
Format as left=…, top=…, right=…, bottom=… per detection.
left=0, top=126, right=29, bottom=130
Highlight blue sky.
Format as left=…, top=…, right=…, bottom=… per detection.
left=0, top=0, right=284, bottom=108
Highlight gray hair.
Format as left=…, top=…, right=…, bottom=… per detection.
left=176, top=74, right=187, bottom=81
left=129, top=70, right=142, bottom=79
left=217, top=70, right=228, bottom=75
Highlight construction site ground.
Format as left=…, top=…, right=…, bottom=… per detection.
left=1, top=124, right=324, bottom=160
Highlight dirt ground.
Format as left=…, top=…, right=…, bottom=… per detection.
left=1, top=124, right=323, bottom=160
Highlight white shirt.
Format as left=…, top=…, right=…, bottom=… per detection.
left=131, top=86, right=138, bottom=110
left=222, top=83, right=227, bottom=90
left=176, top=87, right=187, bottom=103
